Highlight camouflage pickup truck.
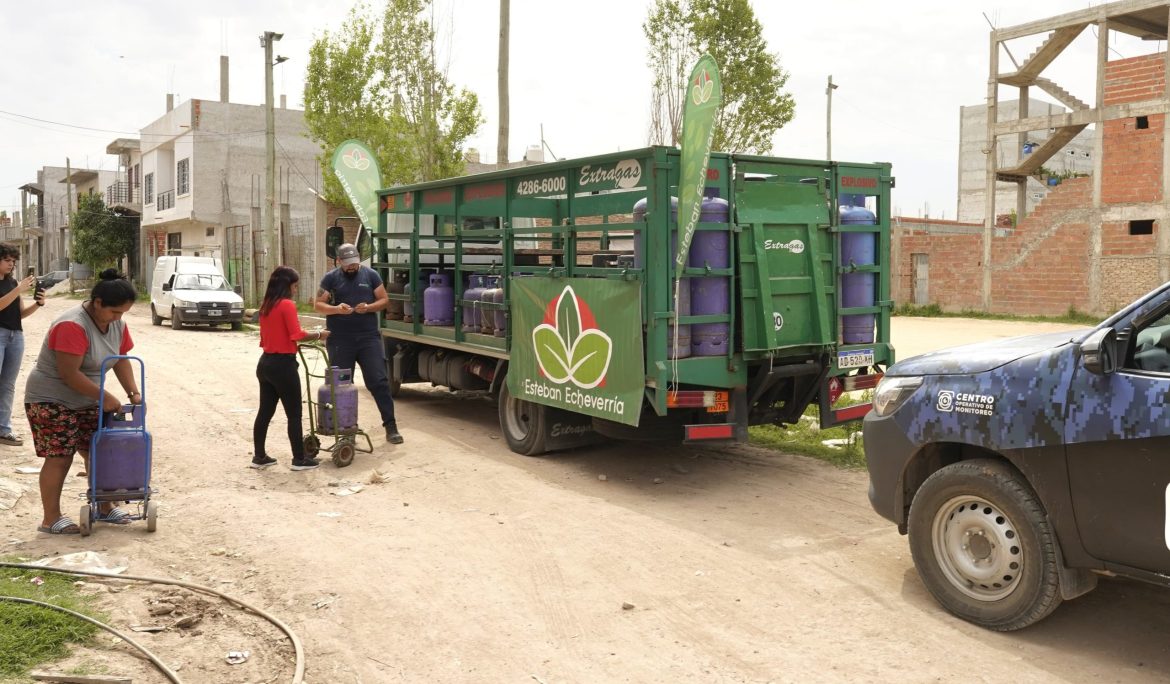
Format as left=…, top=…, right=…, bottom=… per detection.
left=864, top=284, right=1170, bottom=630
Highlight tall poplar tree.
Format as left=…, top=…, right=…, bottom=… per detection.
left=643, top=0, right=795, bottom=153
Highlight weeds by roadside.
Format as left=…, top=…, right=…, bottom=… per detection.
left=0, top=562, right=103, bottom=680
left=749, top=400, right=868, bottom=469
left=894, top=302, right=1099, bottom=326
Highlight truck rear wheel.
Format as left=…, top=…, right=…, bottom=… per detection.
left=497, top=378, right=547, bottom=456
left=151, top=305, right=162, bottom=326
left=907, top=459, right=1063, bottom=631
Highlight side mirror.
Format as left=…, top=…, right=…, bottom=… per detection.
left=325, top=225, right=344, bottom=259
left=234, top=285, right=243, bottom=295
left=356, top=225, right=372, bottom=260
left=162, top=282, right=172, bottom=292
left=1081, top=327, right=1117, bottom=375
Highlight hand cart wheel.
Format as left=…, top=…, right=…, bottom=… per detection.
left=332, top=440, right=356, bottom=468
left=146, top=500, right=158, bottom=532
left=304, top=434, right=321, bottom=458
left=79, top=504, right=92, bottom=537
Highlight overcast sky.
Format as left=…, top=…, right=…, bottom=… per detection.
left=0, top=0, right=1160, bottom=220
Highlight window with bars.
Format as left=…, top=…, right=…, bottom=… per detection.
left=177, top=158, right=190, bottom=196
left=145, top=172, right=155, bottom=204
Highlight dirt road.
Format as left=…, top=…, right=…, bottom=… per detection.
left=3, top=301, right=1167, bottom=683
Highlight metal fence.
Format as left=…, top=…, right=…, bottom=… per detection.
left=224, top=216, right=318, bottom=307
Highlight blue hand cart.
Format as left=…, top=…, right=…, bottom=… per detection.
left=79, top=355, right=156, bottom=536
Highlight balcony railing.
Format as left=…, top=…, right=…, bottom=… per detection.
left=106, top=181, right=139, bottom=206
left=157, top=190, right=175, bottom=211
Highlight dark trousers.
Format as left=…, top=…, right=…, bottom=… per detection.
left=254, top=353, right=304, bottom=460
left=327, top=332, right=397, bottom=427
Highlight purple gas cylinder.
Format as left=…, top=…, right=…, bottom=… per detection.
left=489, top=281, right=508, bottom=337
left=462, top=274, right=486, bottom=332
left=317, top=367, right=359, bottom=432
left=92, top=405, right=150, bottom=493
left=386, top=270, right=409, bottom=321
left=403, top=269, right=433, bottom=323
left=423, top=272, right=455, bottom=326
left=689, top=197, right=731, bottom=356
left=839, top=196, right=876, bottom=344
left=633, top=197, right=690, bottom=359
left=479, top=276, right=501, bottom=335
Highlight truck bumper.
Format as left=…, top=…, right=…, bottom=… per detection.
left=863, top=411, right=916, bottom=526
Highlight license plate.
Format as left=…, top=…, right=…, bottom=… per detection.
left=707, top=401, right=729, bottom=414
left=207, top=309, right=222, bottom=317
left=837, top=348, right=873, bottom=369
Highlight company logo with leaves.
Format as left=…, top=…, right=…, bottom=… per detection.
left=342, top=147, right=371, bottom=170
left=532, top=285, right=613, bottom=389
left=691, top=69, right=715, bottom=106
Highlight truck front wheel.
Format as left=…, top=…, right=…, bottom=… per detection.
left=497, top=378, right=547, bottom=456
left=907, top=459, right=1063, bottom=631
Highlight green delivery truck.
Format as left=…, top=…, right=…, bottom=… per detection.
left=343, top=146, right=893, bottom=456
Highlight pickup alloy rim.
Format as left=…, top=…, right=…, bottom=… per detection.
left=931, top=495, right=1023, bottom=602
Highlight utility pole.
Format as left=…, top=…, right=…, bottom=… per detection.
left=65, top=158, right=73, bottom=291
left=260, top=30, right=286, bottom=282
left=826, top=75, right=838, bottom=160
left=497, top=0, right=510, bottom=166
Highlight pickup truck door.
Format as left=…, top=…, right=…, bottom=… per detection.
left=1065, top=311, right=1170, bottom=574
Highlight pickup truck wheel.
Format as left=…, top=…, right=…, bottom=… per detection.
left=170, top=309, right=182, bottom=330
left=151, top=305, right=162, bottom=326
left=497, top=378, right=548, bottom=456
left=907, top=459, right=1062, bottom=631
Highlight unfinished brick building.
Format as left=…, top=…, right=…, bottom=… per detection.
left=894, top=1, right=1170, bottom=317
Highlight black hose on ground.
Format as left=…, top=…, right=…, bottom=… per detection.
left=0, top=562, right=305, bottom=683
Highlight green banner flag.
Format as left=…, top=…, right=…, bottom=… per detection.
left=331, top=140, right=383, bottom=235
left=509, top=277, right=644, bottom=426
left=675, top=54, right=722, bottom=270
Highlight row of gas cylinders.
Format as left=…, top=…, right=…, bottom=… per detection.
left=386, top=271, right=507, bottom=337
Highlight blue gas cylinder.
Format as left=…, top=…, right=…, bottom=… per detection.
left=689, top=197, right=731, bottom=356
left=839, top=198, right=877, bottom=344
left=317, top=367, right=359, bottom=432
left=462, top=275, right=486, bottom=332
left=92, top=405, right=150, bottom=493
left=423, top=272, right=455, bottom=326
left=633, top=196, right=690, bottom=359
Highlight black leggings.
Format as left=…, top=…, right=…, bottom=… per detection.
left=254, top=353, right=304, bottom=460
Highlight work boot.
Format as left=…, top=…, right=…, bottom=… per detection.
left=385, top=425, right=404, bottom=444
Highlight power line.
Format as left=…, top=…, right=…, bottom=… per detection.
left=0, top=108, right=267, bottom=141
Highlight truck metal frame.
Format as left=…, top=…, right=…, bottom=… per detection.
left=372, top=146, right=893, bottom=455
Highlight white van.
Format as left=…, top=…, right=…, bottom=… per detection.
left=150, top=256, right=245, bottom=330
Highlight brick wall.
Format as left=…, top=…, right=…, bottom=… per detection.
left=894, top=52, right=1168, bottom=317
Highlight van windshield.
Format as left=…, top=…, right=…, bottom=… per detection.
left=174, top=274, right=232, bottom=291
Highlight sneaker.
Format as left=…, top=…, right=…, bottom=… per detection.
left=290, top=457, right=321, bottom=471
left=0, top=433, right=23, bottom=447
left=250, top=455, right=277, bottom=469
left=385, top=426, right=404, bottom=444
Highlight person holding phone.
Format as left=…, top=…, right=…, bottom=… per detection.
left=0, top=243, right=45, bottom=447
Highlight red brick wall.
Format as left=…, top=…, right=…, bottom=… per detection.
left=893, top=53, right=1167, bottom=316
left=1102, top=54, right=1165, bottom=204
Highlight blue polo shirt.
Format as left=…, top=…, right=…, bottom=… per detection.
left=320, top=266, right=383, bottom=335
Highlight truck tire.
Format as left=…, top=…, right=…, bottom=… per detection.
left=497, top=377, right=548, bottom=456
left=170, top=309, right=182, bottom=330
left=151, top=305, right=162, bottom=326
left=907, top=459, right=1063, bottom=631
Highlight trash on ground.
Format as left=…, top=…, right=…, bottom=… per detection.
left=130, top=624, right=166, bottom=633
left=621, top=602, right=635, bottom=610
left=332, top=483, right=364, bottom=496
left=30, top=551, right=127, bottom=575
left=225, top=650, right=250, bottom=665
left=367, top=469, right=390, bottom=484
left=29, top=576, right=44, bottom=586
left=172, top=614, right=202, bottom=629
left=313, top=595, right=337, bottom=609
left=14, top=467, right=40, bottom=474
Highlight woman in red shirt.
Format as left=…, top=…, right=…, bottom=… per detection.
left=253, top=266, right=329, bottom=471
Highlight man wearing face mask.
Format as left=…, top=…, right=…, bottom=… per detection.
left=314, top=243, right=403, bottom=444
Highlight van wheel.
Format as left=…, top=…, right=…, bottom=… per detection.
left=497, top=377, right=548, bottom=456
left=907, top=459, right=1063, bottom=631
left=170, top=309, right=182, bottom=330
left=151, top=306, right=162, bottom=326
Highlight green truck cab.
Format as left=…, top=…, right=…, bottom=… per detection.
left=357, top=146, right=892, bottom=455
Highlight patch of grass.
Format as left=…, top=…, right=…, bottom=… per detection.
left=0, top=562, right=104, bottom=679
left=894, top=302, right=1099, bottom=326
left=749, top=402, right=867, bottom=469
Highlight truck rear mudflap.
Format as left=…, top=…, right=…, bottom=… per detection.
left=818, top=371, right=883, bottom=428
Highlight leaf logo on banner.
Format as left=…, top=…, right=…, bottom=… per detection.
left=692, top=69, right=714, bottom=105
left=343, top=148, right=371, bottom=170
left=532, top=285, right=613, bottom=389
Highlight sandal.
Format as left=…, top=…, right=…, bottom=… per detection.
left=96, top=507, right=133, bottom=525
left=37, top=517, right=80, bottom=535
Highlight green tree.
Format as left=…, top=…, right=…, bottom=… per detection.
left=643, top=0, right=795, bottom=153
left=304, top=0, right=483, bottom=209
left=71, top=194, right=136, bottom=270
